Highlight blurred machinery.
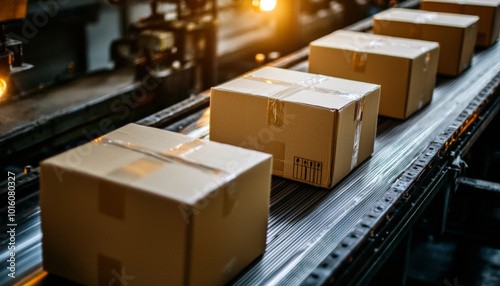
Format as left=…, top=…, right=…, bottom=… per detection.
left=0, top=1, right=31, bottom=104
left=110, top=0, right=218, bottom=92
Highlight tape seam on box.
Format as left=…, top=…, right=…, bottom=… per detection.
left=352, top=32, right=432, bottom=52
left=351, top=98, right=365, bottom=170
left=243, top=74, right=365, bottom=174
left=352, top=51, right=368, bottom=72
left=346, top=31, right=436, bottom=71
left=96, top=138, right=237, bottom=219
left=272, top=140, right=286, bottom=175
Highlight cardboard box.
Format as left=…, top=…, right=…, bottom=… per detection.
left=210, top=67, right=380, bottom=188
left=0, top=0, right=27, bottom=22
left=373, top=8, right=478, bottom=76
left=309, top=30, right=439, bottom=119
left=421, top=0, right=500, bottom=47
left=40, top=123, right=272, bottom=286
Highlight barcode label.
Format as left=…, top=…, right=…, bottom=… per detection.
left=293, top=157, right=322, bottom=185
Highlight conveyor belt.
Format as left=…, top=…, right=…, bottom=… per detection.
left=2, top=30, right=500, bottom=286
left=173, top=45, right=500, bottom=286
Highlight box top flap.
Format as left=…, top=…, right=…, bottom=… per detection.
left=42, top=124, right=271, bottom=205
left=421, top=0, right=500, bottom=7
left=310, top=30, right=440, bottom=59
left=374, top=8, right=479, bottom=28
left=212, top=67, right=379, bottom=110
left=314, top=76, right=380, bottom=96
left=285, top=89, right=354, bottom=109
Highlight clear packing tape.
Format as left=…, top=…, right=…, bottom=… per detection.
left=92, top=137, right=239, bottom=286
left=410, top=13, right=439, bottom=39
left=94, top=137, right=236, bottom=219
left=243, top=74, right=365, bottom=171
left=349, top=36, right=433, bottom=72
left=349, top=35, right=433, bottom=109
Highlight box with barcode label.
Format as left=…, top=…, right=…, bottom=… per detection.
left=309, top=30, right=439, bottom=119
left=40, top=123, right=272, bottom=285
left=210, top=67, right=380, bottom=188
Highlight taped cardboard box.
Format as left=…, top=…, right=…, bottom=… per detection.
left=0, top=0, right=27, bottom=22
left=373, top=8, right=478, bottom=76
left=421, top=0, right=500, bottom=47
left=309, top=30, right=439, bottom=119
left=210, top=67, right=380, bottom=189
left=40, top=123, right=272, bottom=286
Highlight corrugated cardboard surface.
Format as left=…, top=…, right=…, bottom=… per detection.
left=421, top=0, right=500, bottom=46
left=40, top=123, right=272, bottom=286
left=373, top=8, right=478, bottom=76
left=210, top=67, right=380, bottom=188
left=0, top=0, right=27, bottom=22
left=309, top=30, right=439, bottom=119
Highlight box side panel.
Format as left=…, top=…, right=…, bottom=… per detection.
left=420, top=1, right=461, bottom=13
left=309, top=45, right=410, bottom=119
left=40, top=163, right=100, bottom=286
left=424, top=45, right=440, bottom=111
left=459, top=22, right=478, bottom=73
left=373, top=19, right=462, bottom=76
left=40, top=162, right=188, bottom=286
left=188, top=157, right=272, bottom=286
left=211, top=87, right=336, bottom=187
left=421, top=1, right=497, bottom=46
left=492, top=5, right=500, bottom=45
left=357, top=87, right=380, bottom=166
left=419, top=24, right=461, bottom=76
left=465, top=5, right=494, bottom=46
left=281, top=103, right=335, bottom=188
left=123, top=186, right=189, bottom=285
left=210, top=89, right=268, bottom=152
left=331, top=102, right=357, bottom=186
left=405, top=44, right=439, bottom=118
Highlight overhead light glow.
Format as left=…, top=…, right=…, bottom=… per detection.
left=0, top=79, right=7, bottom=98
left=257, top=0, right=277, bottom=12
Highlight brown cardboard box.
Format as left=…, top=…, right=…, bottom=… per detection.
left=421, top=0, right=500, bottom=47
left=309, top=30, right=439, bottom=119
left=373, top=8, right=478, bottom=76
left=0, top=0, right=27, bottom=22
left=210, top=67, right=380, bottom=188
left=40, top=123, right=272, bottom=286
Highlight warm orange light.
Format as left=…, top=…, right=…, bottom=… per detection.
left=260, top=0, right=277, bottom=11
left=18, top=270, right=48, bottom=286
left=255, top=53, right=266, bottom=63
left=253, top=0, right=277, bottom=12
left=0, top=79, right=7, bottom=98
